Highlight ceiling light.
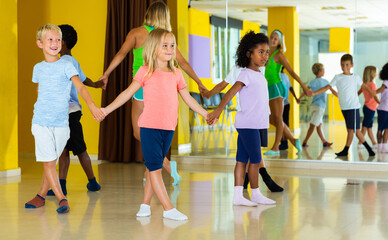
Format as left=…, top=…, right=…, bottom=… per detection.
left=322, top=6, right=346, bottom=10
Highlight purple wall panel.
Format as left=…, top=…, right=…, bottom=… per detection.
left=188, top=34, right=211, bottom=79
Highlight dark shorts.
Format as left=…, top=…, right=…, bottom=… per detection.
left=341, top=109, right=360, bottom=130
left=283, top=103, right=290, bottom=127
left=65, top=111, right=87, bottom=155
left=377, top=110, right=388, bottom=130
left=236, top=129, right=267, bottom=164
left=140, top=127, right=174, bottom=172
left=362, top=105, right=376, bottom=128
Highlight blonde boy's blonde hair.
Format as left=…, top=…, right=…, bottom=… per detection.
left=363, top=66, right=377, bottom=83
left=143, top=29, right=176, bottom=78
left=36, top=24, right=62, bottom=41
left=144, top=1, right=172, bottom=31
left=312, top=63, right=324, bottom=76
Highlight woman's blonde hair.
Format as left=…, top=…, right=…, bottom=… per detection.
left=363, top=66, right=377, bottom=83
left=36, top=24, right=62, bottom=41
left=144, top=1, right=172, bottom=31
left=271, top=29, right=286, bottom=53
left=143, top=28, right=176, bottom=77
left=312, top=63, right=324, bottom=75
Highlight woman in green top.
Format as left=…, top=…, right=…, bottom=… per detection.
left=99, top=2, right=207, bottom=185
left=264, top=29, right=311, bottom=156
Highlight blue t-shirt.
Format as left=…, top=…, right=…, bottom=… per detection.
left=32, top=58, right=78, bottom=127
left=281, top=73, right=291, bottom=105
left=309, top=78, right=329, bottom=109
left=61, top=55, right=86, bottom=110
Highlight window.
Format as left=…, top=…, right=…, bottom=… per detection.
left=210, top=16, right=241, bottom=83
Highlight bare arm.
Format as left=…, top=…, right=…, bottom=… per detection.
left=361, top=83, right=380, bottom=104
left=103, top=81, right=142, bottom=116
left=83, top=78, right=104, bottom=89
left=329, top=86, right=338, bottom=97
left=289, top=86, right=298, bottom=100
left=312, top=84, right=331, bottom=96
left=207, top=82, right=243, bottom=123
left=202, top=81, right=229, bottom=99
left=176, top=48, right=208, bottom=94
left=178, top=87, right=208, bottom=118
left=71, top=75, right=105, bottom=121
left=358, top=88, right=362, bottom=96
left=278, top=52, right=311, bottom=97
left=376, top=84, right=387, bottom=94
left=99, top=29, right=138, bottom=89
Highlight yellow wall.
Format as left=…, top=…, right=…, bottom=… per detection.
left=329, top=28, right=351, bottom=121
left=188, top=8, right=212, bottom=92
left=241, top=21, right=261, bottom=36
left=329, top=28, right=352, bottom=53
left=169, top=0, right=191, bottom=147
left=268, top=7, right=300, bottom=131
left=18, top=0, right=107, bottom=155
left=0, top=0, right=19, bottom=171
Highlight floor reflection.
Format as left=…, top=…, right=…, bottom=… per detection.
left=3, top=159, right=388, bottom=239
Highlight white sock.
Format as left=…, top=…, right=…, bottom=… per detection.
left=382, top=144, right=388, bottom=153
left=233, top=186, right=257, bottom=207
left=136, top=204, right=151, bottom=217
left=250, top=187, right=276, bottom=205
left=163, top=208, right=188, bottom=221
left=378, top=143, right=383, bottom=152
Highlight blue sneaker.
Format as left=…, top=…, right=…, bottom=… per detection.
left=263, top=150, right=280, bottom=156
left=170, top=161, right=181, bottom=186
left=295, top=139, right=302, bottom=153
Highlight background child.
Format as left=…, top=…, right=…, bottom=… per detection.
left=46, top=24, right=103, bottom=196
left=299, top=63, right=336, bottom=147
left=312, top=54, right=375, bottom=157
left=279, top=66, right=300, bottom=150
left=376, top=63, right=388, bottom=152
left=358, top=66, right=379, bottom=149
left=207, top=31, right=276, bottom=206
left=25, top=24, right=104, bottom=213
left=100, top=29, right=212, bottom=221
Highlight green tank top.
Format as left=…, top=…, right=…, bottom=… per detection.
left=265, top=49, right=283, bottom=86
left=132, top=25, right=154, bottom=77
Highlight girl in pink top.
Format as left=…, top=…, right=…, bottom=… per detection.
left=358, top=66, right=379, bottom=148
left=101, top=29, right=212, bottom=221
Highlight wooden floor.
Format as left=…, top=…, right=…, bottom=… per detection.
left=2, top=156, right=388, bottom=240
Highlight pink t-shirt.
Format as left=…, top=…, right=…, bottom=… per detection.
left=134, top=66, right=187, bottom=130
left=362, top=82, right=378, bottom=111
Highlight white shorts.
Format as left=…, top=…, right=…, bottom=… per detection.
left=31, top=124, right=70, bottom=162
left=309, top=105, right=325, bottom=126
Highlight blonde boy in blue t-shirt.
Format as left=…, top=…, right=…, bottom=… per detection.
left=25, top=24, right=104, bottom=213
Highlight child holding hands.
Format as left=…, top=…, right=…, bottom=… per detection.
left=312, top=54, right=376, bottom=157
left=376, top=63, right=388, bottom=152
left=25, top=24, right=104, bottom=213
left=300, top=63, right=337, bottom=147
left=358, top=66, right=379, bottom=148
left=100, top=29, right=213, bottom=220
left=207, top=31, right=276, bottom=206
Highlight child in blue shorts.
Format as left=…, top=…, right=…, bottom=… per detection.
left=313, top=54, right=376, bottom=157
left=208, top=31, right=275, bottom=206
left=376, top=63, right=388, bottom=152
left=25, top=24, right=104, bottom=213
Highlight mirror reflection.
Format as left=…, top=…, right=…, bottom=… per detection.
left=176, top=0, right=388, bottom=164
